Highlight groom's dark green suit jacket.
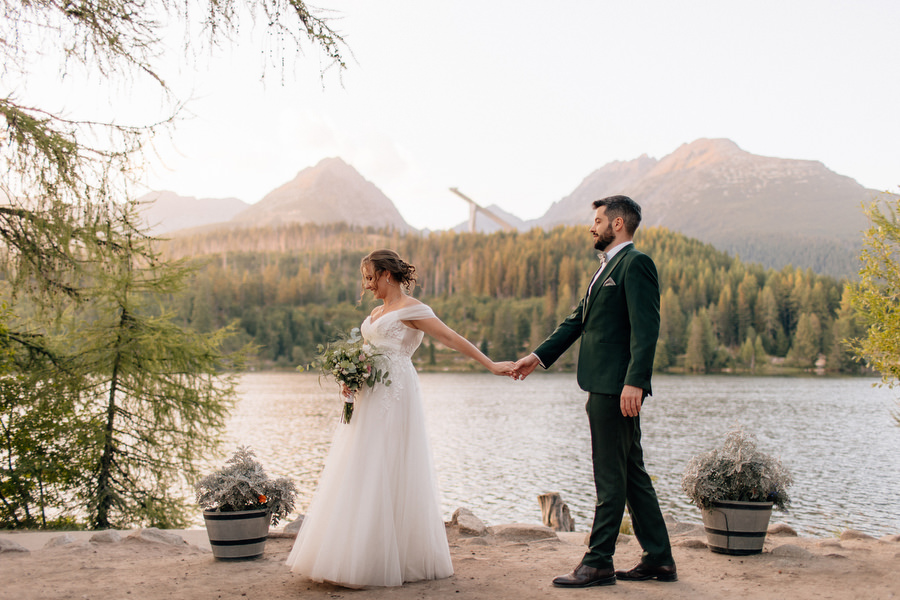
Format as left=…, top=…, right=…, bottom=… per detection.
left=534, top=244, right=660, bottom=395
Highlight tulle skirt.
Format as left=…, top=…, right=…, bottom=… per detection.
left=285, top=365, right=453, bottom=587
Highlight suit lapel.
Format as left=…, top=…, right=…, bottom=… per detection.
left=583, top=245, right=631, bottom=322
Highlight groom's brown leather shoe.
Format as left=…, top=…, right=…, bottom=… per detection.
left=552, top=563, right=616, bottom=587
left=615, top=562, right=678, bottom=582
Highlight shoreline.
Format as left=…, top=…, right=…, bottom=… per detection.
left=3, top=517, right=899, bottom=600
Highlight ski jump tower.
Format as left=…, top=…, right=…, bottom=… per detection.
left=449, top=187, right=515, bottom=233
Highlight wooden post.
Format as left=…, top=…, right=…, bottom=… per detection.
left=538, top=492, right=575, bottom=532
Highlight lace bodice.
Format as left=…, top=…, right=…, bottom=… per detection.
left=360, top=303, right=435, bottom=361
left=358, top=303, right=436, bottom=417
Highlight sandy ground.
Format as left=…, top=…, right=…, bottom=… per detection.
left=2, top=521, right=899, bottom=600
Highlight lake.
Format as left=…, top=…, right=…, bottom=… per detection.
left=218, top=371, right=900, bottom=537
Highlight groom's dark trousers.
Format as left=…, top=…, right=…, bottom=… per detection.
left=533, top=243, right=673, bottom=570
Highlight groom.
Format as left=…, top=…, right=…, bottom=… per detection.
left=514, top=195, right=675, bottom=587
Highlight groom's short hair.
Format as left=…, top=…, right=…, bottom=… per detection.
left=593, top=195, right=642, bottom=235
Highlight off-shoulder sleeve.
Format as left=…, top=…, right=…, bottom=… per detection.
left=396, top=303, right=437, bottom=321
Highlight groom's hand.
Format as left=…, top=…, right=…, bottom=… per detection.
left=620, top=385, right=644, bottom=417
left=513, top=354, right=540, bottom=380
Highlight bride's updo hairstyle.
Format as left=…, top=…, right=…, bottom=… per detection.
left=360, top=249, right=417, bottom=295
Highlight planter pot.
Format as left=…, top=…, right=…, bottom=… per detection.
left=701, top=500, right=773, bottom=555
left=203, top=509, right=270, bottom=559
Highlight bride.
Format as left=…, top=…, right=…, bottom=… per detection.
left=286, top=249, right=516, bottom=588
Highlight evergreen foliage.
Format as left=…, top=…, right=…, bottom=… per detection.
left=1, top=0, right=346, bottom=529
left=848, top=195, right=900, bottom=421
left=163, top=223, right=862, bottom=374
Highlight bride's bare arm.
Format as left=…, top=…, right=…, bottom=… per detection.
left=404, top=317, right=515, bottom=376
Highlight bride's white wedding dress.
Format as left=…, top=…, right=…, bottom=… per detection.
left=285, top=303, right=454, bottom=587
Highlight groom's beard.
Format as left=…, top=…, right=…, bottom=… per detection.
left=593, top=224, right=615, bottom=251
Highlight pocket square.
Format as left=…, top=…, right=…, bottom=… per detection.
left=602, top=278, right=616, bottom=287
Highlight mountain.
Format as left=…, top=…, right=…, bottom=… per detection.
left=137, top=191, right=249, bottom=234
left=529, top=139, right=885, bottom=278
left=231, top=157, right=413, bottom=232
left=538, top=154, right=658, bottom=229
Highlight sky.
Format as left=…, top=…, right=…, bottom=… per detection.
left=52, top=0, right=900, bottom=231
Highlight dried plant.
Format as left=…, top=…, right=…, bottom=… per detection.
left=195, top=446, right=297, bottom=526
left=682, top=427, right=793, bottom=511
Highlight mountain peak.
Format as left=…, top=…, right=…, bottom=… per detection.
left=232, top=158, right=413, bottom=231
left=654, top=138, right=745, bottom=174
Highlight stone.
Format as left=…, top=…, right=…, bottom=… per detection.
left=771, top=544, right=813, bottom=559
left=0, top=537, right=29, bottom=553
left=879, top=534, right=900, bottom=543
left=128, top=528, right=185, bottom=546
left=457, top=514, right=488, bottom=537
left=768, top=522, right=798, bottom=536
left=615, top=533, right=633, bottom=545
left=451, top=508, right=487, bottom=537
left=284, top=516, right=304, bottom=535
left=840, top=529, right=876, bottom=541
left=91, top=530, right=123, bottom=544
left=488, top=523, right=557, bottom=543
left=450, top=507, right=475, bottom=525
left=815, top=538, right=842, bottom=548
left=668, top=522, right=705, bottom=536
left=45, top=533, right=76, bottom=548
left=537, top=492, right=575, bottom=532
left=673, top=538, right=708, bottom=549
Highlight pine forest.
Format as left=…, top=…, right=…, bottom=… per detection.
left=163, top=223, right=865, bottom=376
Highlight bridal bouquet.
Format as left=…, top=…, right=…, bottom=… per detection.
left=308, top=328, right=390, bottom=423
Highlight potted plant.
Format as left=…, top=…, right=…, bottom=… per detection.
left=195, top=446, right=298, bottom=559
left=681, top=427, right=793, bottom=555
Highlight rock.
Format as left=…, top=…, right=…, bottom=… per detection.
left=771, top=544, right=814, bottom=559
left=488, top=523, right=557, bottom=543
left=457, top=514, right=488, bottom=537
left=815, top=538, right=842, bottom=548
left=91, top=530, right=123, bottom=544
left=662, top=512, right=677, bottom=524
left=537, top=492, right=575, bottom=532
left=0, top=537, right=29, bottom=553
left=45, top=533, right=76, bottom=548
left=284, top=517, right=304, bottom=535
left=451, top=508, right=487, bottom=537
left=127, top=528, right=185, bottom=546
left=668, top=522, right=705, bottom=536
left=450, top=507, right=475, bottom=525
left=615, top=533, right=633, bottom=545
left=673, top=538, right=708, bottom=549
left=879, top=534, right=900, bottom=543
left=840, top=529, right=876, bottom=541
left=767, top=523, right=798, bottom=536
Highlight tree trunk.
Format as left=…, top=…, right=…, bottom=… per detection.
left=95, top=310, right=126, bottom=529
left=538, top=492, right=575, bottom=532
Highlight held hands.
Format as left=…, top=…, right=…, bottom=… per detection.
left=511, top=354, right=540, bottom=381
left=490, top=361, right=518, bottom=378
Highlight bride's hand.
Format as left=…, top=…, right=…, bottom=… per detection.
left=340, top=384, right=353, bottom=398
left=490, top=361, right=517, bottom=377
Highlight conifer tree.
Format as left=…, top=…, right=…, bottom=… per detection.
left=849, top=196, right=900, bottom=418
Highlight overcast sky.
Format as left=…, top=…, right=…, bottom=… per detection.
left=135, top=0, right=900, bottom=230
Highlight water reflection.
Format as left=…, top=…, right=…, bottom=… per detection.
left=219, top=372, right=900, bottom=537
